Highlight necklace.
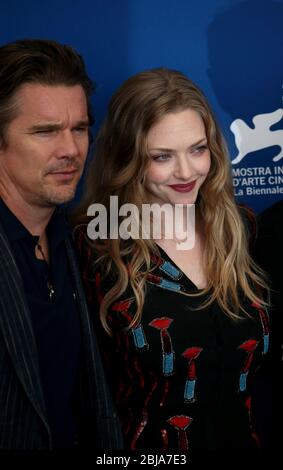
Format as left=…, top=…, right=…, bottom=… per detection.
left=35, top=242, right=55, bottom=302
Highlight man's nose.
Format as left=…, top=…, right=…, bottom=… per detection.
left=57, top=130, right=79, bottom=158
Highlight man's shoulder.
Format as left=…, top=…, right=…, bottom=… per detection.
left=258, top=199, right=283, bottom=227
left=256, top=200, right=283, bottom=241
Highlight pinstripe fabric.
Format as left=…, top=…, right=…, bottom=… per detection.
left=65, top=239, right=123, bottom=449
left=0, top=221, right=123, bottom=449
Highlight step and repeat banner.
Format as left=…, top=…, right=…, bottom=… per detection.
left=206, top=0, right=283, bottom=214
left=2, top=0, right=282, bottom=214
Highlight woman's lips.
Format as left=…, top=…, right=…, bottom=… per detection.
left=168, top=180, right=196, bottom=193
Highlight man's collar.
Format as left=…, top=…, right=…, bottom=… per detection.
left=0, top=199, right=70, bottom=247
left=0, top=199, right=30, bottom=241
left=46, top=206, right=71, bottom=248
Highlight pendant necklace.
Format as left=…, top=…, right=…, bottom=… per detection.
left=35, top=242, right=55, bottom=302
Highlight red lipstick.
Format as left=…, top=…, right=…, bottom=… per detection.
left=168, top=180, right=196, bottom=193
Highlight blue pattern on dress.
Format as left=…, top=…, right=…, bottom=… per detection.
left=184, top=379, right=196, bottom=402
left=163, top=352, right=175, bottom=375
left=160, top=279, right=182, bottom=292
left=239, top=371, right=248, bottom=392
left=132, top=325, right=148, bottom=350
left=160, top=261, right=182, bottom=280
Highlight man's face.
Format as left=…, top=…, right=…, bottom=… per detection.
left=0, top=83, right=89, bottom=207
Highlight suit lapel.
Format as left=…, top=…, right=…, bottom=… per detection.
left=0, top=228, right=49, bottom=429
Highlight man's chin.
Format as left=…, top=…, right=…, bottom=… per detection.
left=42, top=188, right=77, bottom=206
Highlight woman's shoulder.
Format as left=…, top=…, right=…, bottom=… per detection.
left=72, top=223, right=88, bottom=243
left=72, top=223, right=97, bottom=257
left=72, top=223, right=100, bottom=275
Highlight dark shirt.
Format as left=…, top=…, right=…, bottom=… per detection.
left=253, top=200, right=283, bottom=450
left=0, top=200, right=81, bottom=449
left=76, top=227, right=269, bottom=455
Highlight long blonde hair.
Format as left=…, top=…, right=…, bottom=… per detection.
left=73, top=68, right=268, bottom=334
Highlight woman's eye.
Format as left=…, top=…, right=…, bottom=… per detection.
left=192, top=145, right=207, bottom=155
left=151, top=154, right=171, bottom=162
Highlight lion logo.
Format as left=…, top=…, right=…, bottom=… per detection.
left=230, top=108, right=283, bottom=165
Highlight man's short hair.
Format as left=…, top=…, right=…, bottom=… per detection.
left=0, top=38, right=94, bottom=148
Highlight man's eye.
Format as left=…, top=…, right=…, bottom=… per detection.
left=73, top=127, right=89, bottom=133
left=34, top=129, right=55, bottom=134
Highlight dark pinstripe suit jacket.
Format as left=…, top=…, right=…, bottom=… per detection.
left=0, top=220, right=123, bottom=450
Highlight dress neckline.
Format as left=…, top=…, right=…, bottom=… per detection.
left=152, top=245, right=204, bottom=292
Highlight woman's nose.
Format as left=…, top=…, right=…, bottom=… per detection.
left=174, top=156, right=192, bottom=180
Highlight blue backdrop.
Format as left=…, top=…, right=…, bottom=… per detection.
left=2, top=0, right=282, bottom=213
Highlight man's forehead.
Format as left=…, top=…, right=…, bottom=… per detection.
left=13, top=83, right=88, bottom=122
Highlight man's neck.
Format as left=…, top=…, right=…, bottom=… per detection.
left=0, top=194, right=55, bottom=237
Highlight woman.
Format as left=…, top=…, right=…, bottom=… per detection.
left=73, top=68, right=269, bottom=454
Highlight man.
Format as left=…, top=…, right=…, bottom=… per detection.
left=253, top=199, right=283, bottom=451
left=0, top=39, right=122, bottom=449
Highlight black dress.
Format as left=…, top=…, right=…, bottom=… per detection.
left=76, top=232, right=270, bottom=456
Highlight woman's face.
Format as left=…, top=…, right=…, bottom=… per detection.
left=144, top=109, right=211, bottom=206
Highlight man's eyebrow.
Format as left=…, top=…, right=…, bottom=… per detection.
left=74, top=120, right=90, bottom=128
left=28, top=120, right=90, bottom=132
left=28, top=122, right=62, bottom=132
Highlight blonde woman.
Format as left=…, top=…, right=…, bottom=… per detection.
left=74, top=68, right=269, bottom=455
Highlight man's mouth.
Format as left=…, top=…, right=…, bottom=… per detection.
left=48, top=167, right=79, bottom=181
